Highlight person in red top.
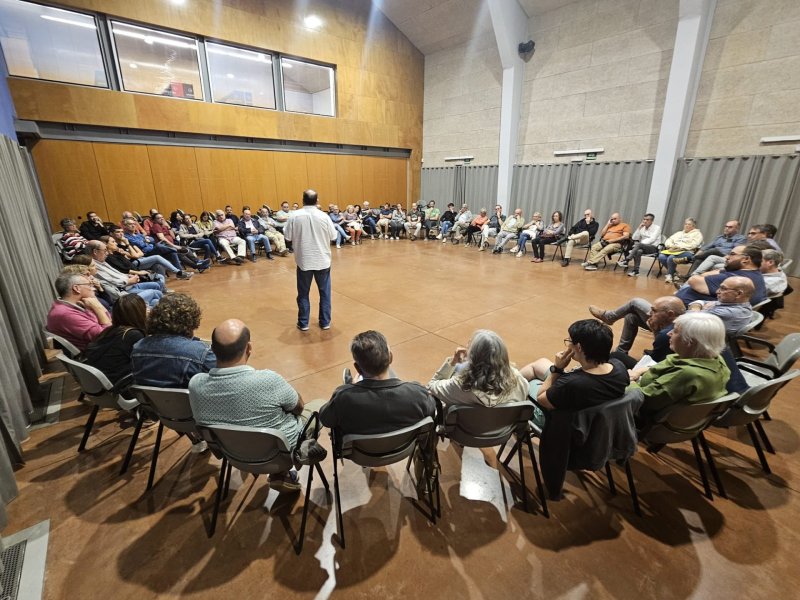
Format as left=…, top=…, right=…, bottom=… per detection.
left=583, top=212, right=631, bottom=271
left=46, top=272, right=111, bottom=351
left=464, top=209, right=489, bottom=246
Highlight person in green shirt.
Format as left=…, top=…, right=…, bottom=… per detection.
left=630, top=311, right=730, bottom=431
left=423, top=200, right=441, bottom=239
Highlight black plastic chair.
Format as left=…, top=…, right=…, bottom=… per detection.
left=331, top=417, right=438, bottom=549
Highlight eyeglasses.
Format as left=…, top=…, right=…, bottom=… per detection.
left=747, top=231, right=758, bottom=236
left=75, top=282, right=94, bottom=288
left=584, top=213, right=591, bottom=216
left=728, top=251, right=741, bottom=256
left=563, top=338, right=573, bottom=346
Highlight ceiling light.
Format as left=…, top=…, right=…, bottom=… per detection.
left=304, top=15, right=323, bottom=29
left=129, top=63, right=138, bottom=69
left=226, top=73, right=234, bottom=78
left=282, top=62, right=293, bottom=69
left=40, top=15, right=96, bottom=29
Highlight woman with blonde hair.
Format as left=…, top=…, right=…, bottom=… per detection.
left=428, top=330, right=528, bottom=407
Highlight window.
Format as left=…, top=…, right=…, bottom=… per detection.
left=0, top=0, right=107, bottom=87
left=281, top=58, right=335, bottom=117
left=111, top=21, right=202, bottom=99
left=206, top=42, right=275, bottom=109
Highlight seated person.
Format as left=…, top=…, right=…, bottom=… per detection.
left=123, top=218, right=193, bottom=279
left=238, top=208, right=274, bottom=261
left=404, top=203, right=423, bottom=240
left=583, top=213, right=631, bottom=270
left=100, top=236, right=166, bottom=291
left=423, top=200, right=440, bottom=239
left=686, top=220, right=744, bottom=276
left=87, top=240, right=163, bottom=307
left=511, top=212, right=543, bottom=256
left=319, top=330, right=436, bottom=442
left=492, top=208, right=525, bottom=253
left=464, top=208, right=489, bottom=246
left=630, top=312, right=730, bottom=431
left=343, top=204, right=363, bottom=244
left=389, top=204, right=406, bottom=240
left=657, top=218, right=703, bottom=283
left=150, top=213, right=210, bottom=272
left=189, top=319, right=321, bottom=490
left=179, top=214, right=222, bottom=262
left=79, top=211, right=108, bottom=241
left=621, top=213, right=662, bottom=277
left=428, top=330, right=528, bottom=406
left=212, top=210, right=246, bottom=264
left=450, top=204, right=473, bottom=244
left=197, top=211, right=215, bottom=236
left=761, top=249, right=788, bottom=297
left=561, top=209, right=599, bottom=267
left=377, top=203, right=393, bottom=238
left=47, top=271, right=111, bottom=351
left=57, top=218, right=88, bottom=261
left=437, top=202, right=456, bottom=240
left=110, top=226, right=177, bottom=278
left=590, top=296, right=686, bottom=368
left=520, top=319, right=629, bottom=429
left=480, top=205, right=506, bottom=250
left=328, top=205, right=349, bottom=248
left=675, top=245, right=767, bottom=305
left=85, top=294, right=147, bottom=396
left=361, top=201, right=379, bottom=238
left=529, top=211, right=565, bottom=262
left=256, top=208, right=290, bottom=255
left=131, top=293, right=216, bottom=389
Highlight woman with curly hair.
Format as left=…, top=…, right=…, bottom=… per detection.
left=427, top=330, right=528, bottom=407
left=131, top=293, right=216, bottom=389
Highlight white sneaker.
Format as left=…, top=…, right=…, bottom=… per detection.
left=436, top=234, right=442, bottom=239
left=191, top=440, right=208, bottom=454
left=516, top=251, right=523, bottom=258
left=336, top=243, right=341, bottom=249
left=442, top=238, right=447, bottom=244
left=581, top=261, right=589, bottom=267
left=627, top=271, right=639, bottom=277
left=617, top=260, right=629, bottom=267
left=510, top=246, right=519, bottom=254
left=664, top=274, right=673, bottom=283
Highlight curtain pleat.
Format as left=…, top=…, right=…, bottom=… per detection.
left=572, top=160, right=654, bottom=226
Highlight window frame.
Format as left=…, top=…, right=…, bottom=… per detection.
left=279, top=55, right=337, bottom=118
left=203, top=39, right=277, bottom=111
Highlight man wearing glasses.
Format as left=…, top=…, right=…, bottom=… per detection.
left=676, top=245, right=767, bottom=305
left=685, top=220, right=745, bottom=276
left=46, top=272, right=111, bottom=351
left=560, top=209, right=599, bottom=267
left=692, top=223, right=781, bottom=275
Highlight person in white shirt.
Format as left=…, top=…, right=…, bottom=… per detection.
left=761, top=249, right=788, bottom=297
left=621, top=213, right=662, bottom=277
left=284, top=190, right=338, bottom=331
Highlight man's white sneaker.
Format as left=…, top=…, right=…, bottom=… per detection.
left=627, top=271, right=639, bottom=277
left=664, top=274, right=673, bottom=283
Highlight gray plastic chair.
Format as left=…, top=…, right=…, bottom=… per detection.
left=55, top=353, right=138, bottom=453
left=127, top=385, right=197, bottom=490
left=728, top=311, right=765, bottom=358
left=443, top=401, right=547, bottom=516
left=332, top=417, right=438, bottom=549
left=45, top=329, right=81, bottom=359
left=736, top=333, right=800, bottom=384
left=640, top=393, right=738, bottom=500
left=712, top=369, right=800, bottom=474
left=196, top=422, right=329, bottom=552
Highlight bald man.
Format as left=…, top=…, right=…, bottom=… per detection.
left=583, top=212, right=631, bottom=271
left=590, top=296, right=686, bottom=367
left=188, top=319, right=323, bottom=490
left=686, top=275, right=754, bottom=334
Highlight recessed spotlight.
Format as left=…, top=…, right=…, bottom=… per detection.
left=129, top=63, right=138, bottom=69
left=304, top=15, right=323, bottom=29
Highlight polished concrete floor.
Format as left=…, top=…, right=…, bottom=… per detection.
left=11, top=238, right=800, bottom=599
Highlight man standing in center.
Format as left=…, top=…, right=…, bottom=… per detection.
left=284, top=189, right=338, bottom=331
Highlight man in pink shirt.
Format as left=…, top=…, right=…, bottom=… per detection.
left=46, top=272, right=111, bottom=351
left=212, top=210, right=246, bottom=264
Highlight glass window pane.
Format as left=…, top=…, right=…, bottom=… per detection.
left=0, top=0, right=107, bottom=87
left=281, top=58, right=335, bottom=117
left=207, top=42, right=275, bottom=109
left=111, top=21, right=202, bottom=99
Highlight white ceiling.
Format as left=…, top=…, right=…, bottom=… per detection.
left=374, top=0, right=578, bottom=54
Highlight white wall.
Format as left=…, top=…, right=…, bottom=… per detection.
left=422, top=31, right=503, bottom=166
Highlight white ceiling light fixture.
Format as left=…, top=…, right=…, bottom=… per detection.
left=304, top=15, right=324, bottom=29
left=760, top=135, right=800, bottom=144
left=129, top=63, right=138, bottom=69
left=444, top=156, right=474, bottom=163
left=553, top=148, right=604, bottom=156
left=40, top=15, right=96, bottom=29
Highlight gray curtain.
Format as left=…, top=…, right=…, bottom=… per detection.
left=663, top=156, right=758, bottom=241
left=420, top=167, right=456, bottom=206
left=0, top=135, right=60, bottom=466
left=572, top=160, right=654, bottom=228
left=511, top=163, right=573, bottom=220
left=463, top=165, right=498, bottom=210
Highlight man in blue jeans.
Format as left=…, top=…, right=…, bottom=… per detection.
left=284, top=189, right=338, bottom=331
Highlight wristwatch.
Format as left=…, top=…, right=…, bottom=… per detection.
left=549, top=365, right=565, bottom=375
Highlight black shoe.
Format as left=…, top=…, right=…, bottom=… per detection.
left=266, top=253, right=274, bottom=260
left=561, top=259, right=569, bottom=267
left=176, top=271, right=193, bottom=280
left=234, top=257, right=244, bottom=265
left=250, top=255, right=257, bottom=263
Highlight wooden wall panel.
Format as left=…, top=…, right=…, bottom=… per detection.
left=361, top=156, right=390, bottom=206
left=194, top=148, right=243, bottom=210
left=92, top=143, right=157, bottom=222
left=305, top=153, right=338, bottom=207
left=386, top=158, right=408, bottom=207
left=32, top=140, right=105, bottom=230
left=147, top=145, right=204, bottom=218
left=272, top=152, right=308, bottom=205
left=335, top=154, right=363, bottom=206
left=237, top=150, right=278, bottom=208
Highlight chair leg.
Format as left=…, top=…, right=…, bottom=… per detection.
left=604, top=462, right=617, bottom=496
left=501, top=438, right=520, bottom=469
left=146, top=422, right=164, bottom=491
left=315, top=463, right=330, bottom=493
left=333, top=458, right=345, bottom=548
left=78, top=405, right=99, bottom=453
left=223, top=462, right=233, bottom=499
left=208, top=457, right=227, bottom=538
left=753, top=420, right=775, bottom=454
left=691, top=437, right=713, bottom=500
left=624, top=460, right=642, bottom=517
left=296, top=465, right=315, bottom=554
left=119, top=411, right=145, bottom=475
left=423, top=455, right=437, bottom=524
left=762, top=411, right=772, bottom=422
left=515, top=435, right=529, bottom=512
left=699, top=432, right=726, bottom=499
left=746, top=423, right=772, bottom=474
left=525, top=437, right=548, bottom=517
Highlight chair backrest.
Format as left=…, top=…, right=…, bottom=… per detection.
left=340, top=417, right=434, bottom=467
left=771, top=333, right=800, bottom=373
left=196, top=423, right=294, bottom=475
left=779, top=258, right=792, bottom=271
left=55, top=353, right=121, bottom=409
left=130, top=385, right=196, bottom=434
left=444, top=401, right=534, bottom=448
left=715, top=369, right=800, bottom=427
left=46, top=329, right=81, bottom=359
left=643, top=393, right=738, bottom=445
left=737, top=311, right=765, bottom=335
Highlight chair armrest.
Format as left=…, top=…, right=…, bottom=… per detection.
left=736, top=359, right=781, bottom=379
left=736, top=335, right=775, bottom=352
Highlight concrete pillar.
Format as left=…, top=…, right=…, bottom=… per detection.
left=646, top=0, right=716, bottom=219
left=488, top=0, right=528, bottom=212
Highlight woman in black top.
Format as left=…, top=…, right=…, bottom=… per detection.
left=85, top=294, right=147, bottom=392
